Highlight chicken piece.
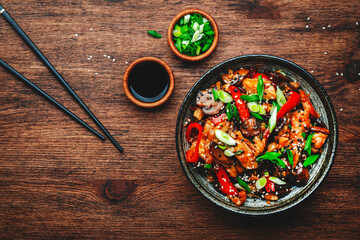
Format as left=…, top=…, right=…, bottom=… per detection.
left=198, top=119, right=230, bottom=164
left=196, top=90, right=224, bottom=115
left=267, top=117, right=291, bottom=152
left=242, top=77, right=276, bottom=100
left=299, top=90, right=320, bottom=118
left=289, top=109, right=311, bottom=167
left=222, top=68, right=249, bottom=85
left=193, top=107, right=204, bottom=121
left=228, top=191, right=247, bottom=206
left=312, top=132, right=328, bottom=149
left=227, top=131, right=266, bottom=169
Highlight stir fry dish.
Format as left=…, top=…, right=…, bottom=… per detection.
left=185, top=68, right=330, bottom=206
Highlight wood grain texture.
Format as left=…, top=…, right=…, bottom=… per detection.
left=0, top=0, right=359, bottom=239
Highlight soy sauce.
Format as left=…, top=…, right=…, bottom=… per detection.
left=128, top=61, right=170, bottom=103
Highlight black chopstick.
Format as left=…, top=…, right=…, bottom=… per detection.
left=0, top=58, right=106, bottom=141
left=0, top=5, right=123, bottom=152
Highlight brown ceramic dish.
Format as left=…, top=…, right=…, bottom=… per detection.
left=123, top=57, right=174, bottom=108
left=167, top=9, right=219, bottom=61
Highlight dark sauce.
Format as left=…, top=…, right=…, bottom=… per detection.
left=128, top=61, right=170, bottom=103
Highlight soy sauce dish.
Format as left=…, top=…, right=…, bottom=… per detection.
left=175, top=55, right=338, bottom=215
left=123, top=57, right=174, bottom=108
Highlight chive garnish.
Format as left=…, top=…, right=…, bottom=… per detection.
left=147, top=30, right=162, bottom=38
left=303, top=154, right=319, bottom=167
left=257, top=75, right=264, bottom=103
left=237, top=178, right=251, bottom=193
left=287, top=149, right=294, bottom=166
left=256, top=152, right=286, bottom=168
left=226, top=102, right=233, bottom=120
left=251, top=112, right=264, bottom=121
left=304, top=133, right=314, bottom=155
left=204, top=163, right=212, bottom=169
left=240, top=94, right=259, bottom=102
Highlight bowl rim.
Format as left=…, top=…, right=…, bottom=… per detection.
left=175, top=54, right=338, bottom=215
left=123, top=56, right=175, bottom=108
left=167, top=8, right=219, bottom=62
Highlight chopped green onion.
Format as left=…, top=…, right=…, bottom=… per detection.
left=184, top=14, right=190, bottom=24
left=304, top=133, right=314, bottom=155
left=281, top=147, right=284, bottom=152
left=240, top=94, right=259, bottom=102
left=233, top=104, right=240, bottom=121
left=268, top=106, right=278, bottom=133
left=258, top=105, right=266, bottom=115
left=251, top=112, right=264, bottom=121
left=218, top=144, right=227, bottom=150
left=148, top=30, right=162, bottom=38
left=302, top=132, right=307, bottom=139
left=257, top=75, right=264, bottom=103
left=247, top=102, right=260, bottom=112
left=215, top=130, right=236, bottom=146
left=276, top=87, right=287, bottom=106
left=199, top=24, right=205, bottom=33
left=173, top=29, right=182, bottom=37
left=191, top=30, right=204, bottom=42
left=203, top=17, right=208, bottom=23
left=256, top=151, right=286, bottom=168
left=192, top=22, right=200, bottom=31
left=217, top=90, right=233, bottom=103
left=226, top=103, right=233, bottom=120
left=204, top=163, right=212, bottom=169
left=234, top=150, right=243, bottom=155
left=212, top=89, right=219, bottom=101
left=205, top=31, right=215, bottom=35
left=303, top=154, right=320, bottom=167
left=272, top=101, right=281, bottom=112
left=269, top=176, right=287, bottom=185
left=237, top=178, right=251, bottom=193
left=287, top=149, right=294, bottom=166
left=175, top=38, right=182, bottom=53
left=256, top=177, right=267, bottom=189
left=196, top=45, right=201, bottom=55
left=224, top=149, right=235, bottom=157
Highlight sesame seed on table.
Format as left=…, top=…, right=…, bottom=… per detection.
left=0, top=0, right=359, bottom=239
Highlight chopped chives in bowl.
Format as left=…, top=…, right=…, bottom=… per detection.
left=172, top=13, right=215, bottom=57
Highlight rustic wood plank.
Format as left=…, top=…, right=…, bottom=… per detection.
left=0, top=0, right=359, bottom=239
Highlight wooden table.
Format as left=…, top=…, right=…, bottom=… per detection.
left=0, top=0, right=359, bottom=239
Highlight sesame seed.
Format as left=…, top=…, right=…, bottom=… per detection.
left=324, top=52, right=327, bottom=55
left=322, top=26, right=326, bottom=30
left=328, top=25, right=331, bottom=27
left=305, top=25, right=309, bottom=28
left=87, top=58, right=91, bottom=60
left=125, top=61, right=129, bottom=64
left=107, top=56, right=111, bottom=58
left=310, top=70, right=314, bottom=73
left=103, top=55, right=107, bottom=57
left=94, top=72, right=98, bottom=75
left=74, top=34, right=78, bottom=37
left=356, top=21, right=359, bottom=26
left=113, top=58, right=116, bottom=62
left=89, top=28, right=93, bottom=31
left=336, top=72, right=339, bottom=76
left=340, top=73, right=343, bottom=76
left=307, top=17, right=311, bottom=20
left=358, top=73, right=360, bottom=76
left=89, top=56, right=93, bottom=58
left=340, top=108, right=343, bottom=111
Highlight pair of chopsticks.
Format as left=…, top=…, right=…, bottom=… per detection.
left=0, top=5, right=123, bottom=152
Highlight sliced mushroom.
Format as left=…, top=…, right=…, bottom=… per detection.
left=240, top=118, right=261, bottom=137
left=209, top=141, right=233, bottom=166
left=196, top=90, right=224, bottom=116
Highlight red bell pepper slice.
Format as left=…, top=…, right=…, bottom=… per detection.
left=213, top=164, right=239, bottom=196
left=211, top=113, right=227, bottom=125
left=265, top=177, right=275, bottom=193
left=277, top=91, right=300, bottom=120
left=185, top=122, right=203, bottom=163
left=229, top=86, right=250, bottom=122
left=253, top=73, right=270, bottom=82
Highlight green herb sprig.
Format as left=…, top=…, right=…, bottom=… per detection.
left=256, top=151, right=286, bottom=168
left=148, top=30, right=162, bottom=38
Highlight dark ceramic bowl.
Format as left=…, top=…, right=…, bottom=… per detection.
left=175, top=55, right=338, bottom=215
